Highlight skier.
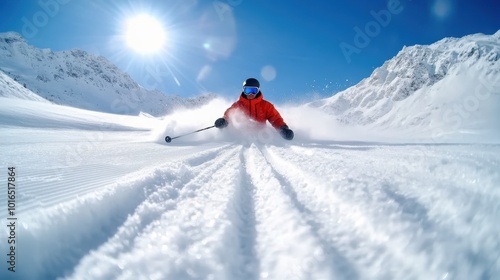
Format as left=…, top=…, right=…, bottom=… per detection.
left=214, top=78, right=294, bottom=140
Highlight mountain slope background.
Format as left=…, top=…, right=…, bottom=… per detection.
left=308, top=30, right=500, bottom=142
left=1, top=30, right=499, bottom=142
left=0, top=32, right=215, bottom=117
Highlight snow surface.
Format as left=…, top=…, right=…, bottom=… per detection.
left=1, top=30, right=500, bottom=280
left=1, top=96, right=499, bottom=280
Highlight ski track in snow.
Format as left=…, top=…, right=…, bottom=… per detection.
left=1, top=134, right=500, bottom=280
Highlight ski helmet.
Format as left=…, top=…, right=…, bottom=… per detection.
left=243, top=78, right=260, bottom=88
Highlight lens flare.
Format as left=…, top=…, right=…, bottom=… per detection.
left=125, top=14, right=166, bottom=54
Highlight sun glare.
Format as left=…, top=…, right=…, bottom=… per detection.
left=125, top=14, right=166, bottom=54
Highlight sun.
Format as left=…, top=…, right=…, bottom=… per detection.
left=125, top=14, right=166, bottom=54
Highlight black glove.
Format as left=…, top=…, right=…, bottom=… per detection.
left=279, top=125, right=294, bottom=140
left=214, top=118, right=228, bottom=128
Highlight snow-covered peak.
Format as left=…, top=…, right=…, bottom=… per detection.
left=0, top=32, right=214, bottom=116
left=368, top=31, right=499, bottom=102
left=0, top=31, right=27, bottom=44
left=310, top=30, right=500, bottom=141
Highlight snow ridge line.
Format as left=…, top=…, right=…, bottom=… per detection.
left=0, top=143, right=233, bottom=220
left=256, top=145, right=360, bottom=280
left=242, top=144, right=337, bottom=280
left=263, top=144, right=500, bottom=280
left=232, top=148, right=259, bottom=280
left=0, top=144, right=235, bottom=280
left=66, top=145, right=248, bottom=280
left=170, top=144, right=264, bottom=280
left=261, top=145, right=434, bottom=280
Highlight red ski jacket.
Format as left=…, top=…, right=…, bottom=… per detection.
left=224, top=92, right=287, bottom=129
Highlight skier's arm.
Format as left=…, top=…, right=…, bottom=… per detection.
left=215, top=102, right=239, bottom=128
left=266, top=103, right=294, bottom=140
left=266, top=104, right=287, bottom=129
left=223, top=102, right=240, bottom=120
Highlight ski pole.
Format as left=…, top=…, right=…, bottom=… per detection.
left=165, top=125, right=215, bottom=143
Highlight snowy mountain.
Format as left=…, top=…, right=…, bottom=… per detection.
left=309, top=30, right=500, bottom=141
left=0, top=32, right=214, bottom=116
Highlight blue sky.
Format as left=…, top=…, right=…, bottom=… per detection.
left=0, top=0, right=499, bottom=104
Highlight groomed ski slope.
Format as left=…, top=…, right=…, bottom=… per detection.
left=1, top=98, right=500, bottom=280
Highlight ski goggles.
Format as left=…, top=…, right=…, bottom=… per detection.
left=243, top=86, right=259, bottom=95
